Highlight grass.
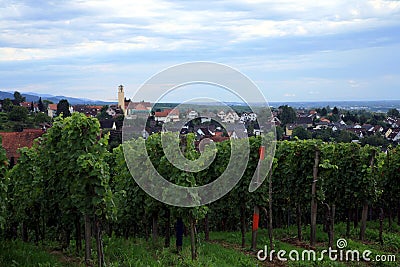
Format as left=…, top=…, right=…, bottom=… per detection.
left=0, top=239, right=64, bottom=267
left=103, top=235, right=258, bottom=266
left=0, top=221, right=398, bottom=266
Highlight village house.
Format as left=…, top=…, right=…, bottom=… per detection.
left=73, top=105, right=102, bottom=117
left=187, top=110, right=199, bottom=120
left=125, top=101, right=152, bottom=118
left=223, top=112, right=239, bottom=124
left=20, top=101, right=39, bottom=112
left=217, top=111, right=226, bottom=120
left=387, top=128, right=400, bottom=142
left=240, top=112, right=257, bottom=123
left=47, top=103, right=57, bottom=118
left=155, top=109, right=180, bottom=122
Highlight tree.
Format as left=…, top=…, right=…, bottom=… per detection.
left=43, top=100, right=53, bottom=110
left=13, top=91, right=26, bottom=105
left=96, top=105, right=112, bottom=120
left=332, top=106, right=339, bottom=115
left=30, top=101, right=34, bottom=112
left=56, top=99, right=71, bottom=117
left=361, top=134, right=389, bottom=147
left=278, top=105, right=296, bottom=125
left=33, top=112, right=51, bottom=124
left=320, top=107, right=328, bottom=117
left=336, top=130, right=357, bottom=143
left=8, top=106, right=28, bottom=122
left=38, top=97, right=45, bottom=112
left=387, top=108, right=399, bottom=118
left=328, top=114, right=340, bottom=123
left=275, top=125, right=284, bottom=140
left=292, top=126, right=311, bottom=140
left=2, top=98, right=13, bottom=112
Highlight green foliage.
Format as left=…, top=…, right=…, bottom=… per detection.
left=33, top=112, right=52, bottom=124
left=336, top=129, right=357, bottom=143
left=8, top=145, right=44, bottom=234
left=319, top=107, right=327, bottom=116
left=278, top=105, right=296, bottom=125
left=0, top=139, right=8, bottom=229
left=378, top=146, right=400, bottom=214
left=0, top=240, right=63, bottom=266
left=387, top=108, right=399, bottom=118
left=3, top=114, right=400, bottom=266
left=43, top=112, right=114, bottom=218
left=275, top=125, right=284, bottom=140
left=56, top=99, right=71, bottom=117
left=2, top=98, right=14, bottom=112
left=292, top=126, right=311, bottom=140
left=38, top=97, right=45, bottom=112
left=96, top=105, right=112, bottom=120
left=7, top=112, right=115, bottom=250
left=361, top=134, right=389, bottom=148
left=8, top=105, right=28, bottom=121
left=13, top=91, right=26, bottom=105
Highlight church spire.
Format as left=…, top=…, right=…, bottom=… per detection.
left=118, top=85, right=125, bottom=112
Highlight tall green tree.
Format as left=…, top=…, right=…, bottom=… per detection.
left=38, top=97, right=45, bottom=112
left=8, top=106, right=28, bottom=122
left=292, top=126, right=311, bottom=140
left=33, top=112, right=51, bottom=124
left=56, top=99, right=71, bottom=117
left=278, top=105, right=296, bottom=125
left=13, top=91, right=26, bottom=105
left=2, top=98, right=13, bottom=112
left=320, top=107, right=328, bottom=116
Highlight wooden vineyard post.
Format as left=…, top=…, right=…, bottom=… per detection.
left=379, top=208, right=384, bottom=245
left=268, top=169, right=274, bottom=250
left=176, top=218, right=183, bottom=252
left=251, top=146, right=265, bottom=250
left=310, top=147, right=320, bottom=247
left=84, top=214, right=92, bottom=266
left=360, top=149, right=375, bottom=241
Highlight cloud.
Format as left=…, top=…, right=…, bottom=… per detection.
left=0, top=0, right=399, bottom=101
left=284, top=93, right=296, bottom=97
left=348, top=80, right=360, bottom=88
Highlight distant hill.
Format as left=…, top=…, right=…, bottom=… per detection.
left=0, top=91, right=115, bottom=105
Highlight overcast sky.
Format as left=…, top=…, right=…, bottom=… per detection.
left=0, top=0, right=399, bottom=103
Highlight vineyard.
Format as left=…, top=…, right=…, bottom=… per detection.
left=0, top=113, right=399, bottom=266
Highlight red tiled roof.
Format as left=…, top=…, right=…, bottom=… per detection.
left=155, top=109, right=179, bottom=117
left=48, top=104, right=57, bottom=110
left=0, top=129, right=44, bottom=160
left=86, top=105, right=102, bottom=110
left=20, top=102, right=38, bottom=108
